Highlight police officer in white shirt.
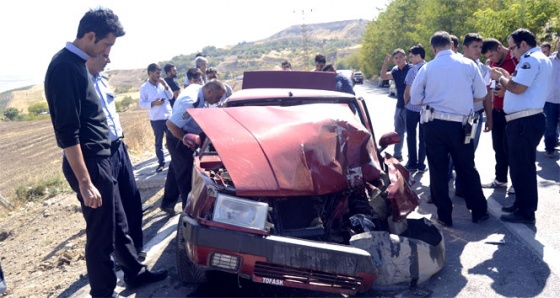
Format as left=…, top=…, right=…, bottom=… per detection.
left=490, top=28, right=553, bottom=224
left=411, top=31, right=489, bottom=227
left=165, top=81, right=226, bottom=210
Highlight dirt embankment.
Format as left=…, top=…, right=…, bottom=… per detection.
left=0, top=109, right=161, bottom=297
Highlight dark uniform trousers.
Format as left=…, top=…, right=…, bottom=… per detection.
left=161, top=133, right=195, bottom=210
left=491, top=109, right=509, bottom=183
left=423, top=120, right=488, bottom=223
left=506, top=113, right=545, bottom=218
left=110, top=140, right=144, bottom=251
left=162, top=158, right=181, bottom=208
left=62, top=156, right=143, bottom=297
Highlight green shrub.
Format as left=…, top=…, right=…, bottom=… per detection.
left=14, top=174, right=70, bottom=203
left=3, top=107, right=20, bottom=120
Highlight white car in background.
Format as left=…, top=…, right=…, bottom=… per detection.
left=388, top=80, right=396, bottom=97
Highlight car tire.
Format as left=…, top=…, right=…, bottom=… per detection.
left=176, top=215, right=207, bottom=283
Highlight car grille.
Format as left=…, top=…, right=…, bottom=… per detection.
left=254, top=261, right=363, bottom=291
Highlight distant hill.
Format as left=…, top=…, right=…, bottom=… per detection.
left=1, top=19, right=368, bottom=115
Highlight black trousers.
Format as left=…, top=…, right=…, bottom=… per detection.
left=161, top=134, right=195, bottom=210
left=506, top=113, right=545, bottom=218
left=110, top=141, right=143, bottom=251
left=63, top=156, right=143, bottom=297
left=161, top=156, right=181, bottom=209
left=423, top=120, right=487, bottom=223
left=491, top=109, right=509, bottom=183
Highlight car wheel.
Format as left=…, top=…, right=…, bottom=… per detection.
left=176, top=215, right=207, bottom=283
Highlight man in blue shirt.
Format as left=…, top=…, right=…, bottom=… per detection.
left=490, top=28, right=552, bottom=224
left=403, top=44, right=427, bottom=173
left=87, top=53, right=146, bottom=260
left=166, top=81, right=226, bottom=209
left=411, top=31, right=489, bottom=227
left=381, top=49, right=412, bottom=161
left=322, top=64, right=355, bottom=95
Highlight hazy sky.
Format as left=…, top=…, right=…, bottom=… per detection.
left=0, top=0, right=388, bottom=92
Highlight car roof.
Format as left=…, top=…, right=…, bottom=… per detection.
left=224, top=88, right=357, bottom=108
left=225, top=71, right=357, bottom=107
left=242, top=70, right=336, bottom=91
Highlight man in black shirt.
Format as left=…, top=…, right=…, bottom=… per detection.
left=163, top=63, right=181, bottom=107
left=44, top=8, right=167, bottom=297
left=160, top=63, right=181, bottom=215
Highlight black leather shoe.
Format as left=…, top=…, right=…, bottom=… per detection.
left=501, top=205, right=517, bottom=213
left=436, top=218, right=453, bottom=227
left=500, top=213, right=535, bottom=224
left=472, top=213, right=489, bottom=223
left=160, top=207, right=178, bottom=216
left=125, top=268, right=168, bottom=288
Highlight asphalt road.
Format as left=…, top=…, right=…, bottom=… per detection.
left=70, top=81, right=560, bottom=297
left=356, top=81, right=560, bottom=297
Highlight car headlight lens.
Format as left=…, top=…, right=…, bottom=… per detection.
left=212, top=194, right=269, bottom=230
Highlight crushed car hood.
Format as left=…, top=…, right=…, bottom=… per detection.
left=188, top=104, right=382, bottom=196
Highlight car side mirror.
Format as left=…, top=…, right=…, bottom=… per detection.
left=378, top=132, right=400, bottom=152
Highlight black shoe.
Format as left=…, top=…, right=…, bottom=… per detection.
left=160, top=207, right=178, bottom=216
left=125, top=268, right=168, bottom=288
left=501, top=205, right=517, bottom=213
left=472, top=213, right=489, bottom=223
left=155, top=164, right=164, bottom=172
left=436, top=218, right=453, bottom=227
left=500, top=212, right=535, bottom=224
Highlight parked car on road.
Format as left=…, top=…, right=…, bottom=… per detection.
left=176, top=71, right=444, bottom=296
left=377, top=72, right=389, bottom=87
left=352, top=71, right=364, bottom=84
left=388, top=79, right=396, bottom=97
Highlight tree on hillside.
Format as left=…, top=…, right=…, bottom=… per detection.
left=474, top=0, right=560, bottom=43
left=28, top=102, right=49, bottom=116
left=359, top=0, right=559, bottom=79
left=3, top=107, right=20, bottom=121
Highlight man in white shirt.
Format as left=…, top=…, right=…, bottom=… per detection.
left=138, top=63, right=173, bottom=172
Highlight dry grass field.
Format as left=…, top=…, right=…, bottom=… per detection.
left=0, top=109, right=153, bottom=204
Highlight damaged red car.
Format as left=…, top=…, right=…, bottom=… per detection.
left=176, top=71, right=444, bottom=296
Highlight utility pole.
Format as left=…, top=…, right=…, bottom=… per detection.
left=294, top=9, right=312, bottom=68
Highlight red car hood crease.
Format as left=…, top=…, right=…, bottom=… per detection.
left=188, top=104, right=382, bottom=196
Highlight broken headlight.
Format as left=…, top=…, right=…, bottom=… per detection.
left=212, top=194, right=269, bottom=230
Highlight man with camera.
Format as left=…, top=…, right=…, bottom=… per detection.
left=411, top=31, right=489, bottom=227
left=481, top=38, right=518, bottom=193
left=139, top=63, right=173, bottom=172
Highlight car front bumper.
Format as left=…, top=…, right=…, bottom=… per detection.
left=180, top=214, right=376, bottom=295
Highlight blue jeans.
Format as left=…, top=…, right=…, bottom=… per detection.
left=393, top=107, right=406, bottom=159
left=405, top=109, right=426, bottom=169
left=150, top=119, right=168, bottom=166
left=544, top=102, right=560, bottom=153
